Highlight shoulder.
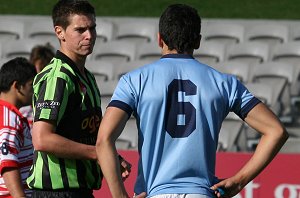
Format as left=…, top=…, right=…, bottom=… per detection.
left=207, top=66, right=239, bottom=84
left=34, top=58, right=78, bottom=86
left=0, top=102, right=22, bottom=128
left=122, top=61, right=155, bottom=80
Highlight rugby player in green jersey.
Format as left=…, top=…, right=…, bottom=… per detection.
left=27, top=1, right=131, bottom=197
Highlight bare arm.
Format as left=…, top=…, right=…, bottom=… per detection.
left=32, top=120, right=96, bottom=160
left=2, top=167, right=26, bottom=198
left=211, top=103, right=289, bottom=197
left=96, top=107, right=130, bottom=198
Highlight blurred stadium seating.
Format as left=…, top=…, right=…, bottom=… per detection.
left=202, top=23, right=245, bottom=46
left=194, top=41, right=226, bottom=65
left=245, top=24, right=289, bottom=47
left=1, top=15, right=300, bottom=152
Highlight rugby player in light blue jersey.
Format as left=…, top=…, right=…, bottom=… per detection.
left=96, top=4, right=288, bottom=198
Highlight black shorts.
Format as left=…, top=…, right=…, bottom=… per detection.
left=31, top=188, right=94, bottom=198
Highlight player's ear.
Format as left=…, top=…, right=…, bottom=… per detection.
left=157, top=32, right=163, bottom=48
left=12, top=81, right=24, bottom=96
left=194, top=34, right=201, bottom=49
left=11, top=81, right=18, bottom=90
left=55, top=26, right=65, bottom=41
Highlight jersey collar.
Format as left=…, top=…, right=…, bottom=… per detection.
left=55, top=50, right=78, bottom=72
left=55, top=50, right=88, bottom=81
left=161, top=54, right=194, bottom=59
left=0, top=99, right=24, bottom=118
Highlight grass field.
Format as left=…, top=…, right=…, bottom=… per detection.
left=1, top=0, right=300, bottom=19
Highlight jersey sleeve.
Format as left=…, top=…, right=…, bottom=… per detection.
left=0, top=126, right=23, bottom=174
left=227, top=75, right=261, bottom=120
left=108, top=76, right=136, bottom=117
left=33, top=75, right=74, bottom=124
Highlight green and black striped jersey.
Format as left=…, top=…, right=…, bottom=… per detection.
left=27, top=51, right=103, bottom=190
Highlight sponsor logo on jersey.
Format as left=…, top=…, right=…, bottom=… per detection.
left=36, top=100, right=61, bottom=110
left=81, top=114, right=101, bottom=133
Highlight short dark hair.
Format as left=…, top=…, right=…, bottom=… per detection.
left=0, top=57, right=36, bottom=93
left=159, top=4, right=201, bottom=53
left=30, top=43, right=55, bottom=68
left=52, top=0, right=95, bottom=29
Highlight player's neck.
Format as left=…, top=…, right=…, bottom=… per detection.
left=161, top=43, right=193, bottom=55
left=0, top=92, right=19, bottom=109
left=59, top=48, right=87, bottom=78
left=162, top=49, right=194, bottom=56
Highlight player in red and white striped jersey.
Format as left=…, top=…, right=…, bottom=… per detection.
left=0, top=58, right=36, bottom=198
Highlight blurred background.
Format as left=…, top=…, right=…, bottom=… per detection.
left=1, top=1, right=300, bottom=197
left=1, top=0, right=300, bottom=19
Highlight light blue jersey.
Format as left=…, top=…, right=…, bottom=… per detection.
left=109, top=54, right=260, bottom=197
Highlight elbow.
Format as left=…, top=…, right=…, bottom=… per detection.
left=96, top=133, right=114, bottom=151
left=32, top=139, right=44, bottom=152
left=32, top=134, right=47, bottom=152
left=281, top=128, right=289, bottom=142
left=96, top=132, right=105, bottom=149
left=31, top=120, right=56, bottom=152
left=96, top=135, right=109, bottom=148
left=275, top=126, right=289, bottom=145
left=95, top=138, right=103, bottom=149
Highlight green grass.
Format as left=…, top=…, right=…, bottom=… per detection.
left=1, top=0, right=300, bottom=19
